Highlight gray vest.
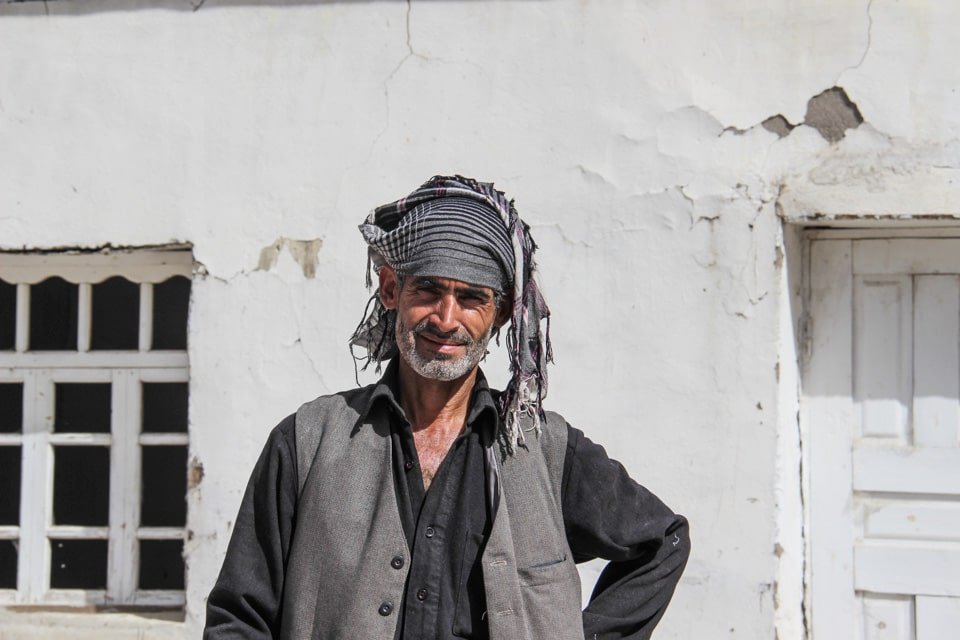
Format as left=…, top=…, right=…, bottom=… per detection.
left=279, top=387, right=583, bottom=640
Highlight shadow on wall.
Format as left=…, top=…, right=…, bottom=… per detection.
left=0, top=0, right=524, bottom=15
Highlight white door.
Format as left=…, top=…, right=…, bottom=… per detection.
left=806, top=237, right=960, bottom=640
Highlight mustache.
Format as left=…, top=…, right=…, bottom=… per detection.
left=411, top=318, right=472, bottom=345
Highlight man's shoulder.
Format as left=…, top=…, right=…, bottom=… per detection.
left=295, top=383, right=377, bottom=430
left=541, top=409, right=569, bottom=432
left=288, top=383, right=378, bottom=492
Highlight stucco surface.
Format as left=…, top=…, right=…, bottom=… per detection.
left=1, top=1, right=959, bottom=638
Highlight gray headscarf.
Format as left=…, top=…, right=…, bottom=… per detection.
left=350, top=175, right=553, bottom=449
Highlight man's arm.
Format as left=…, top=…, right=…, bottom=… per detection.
left=204, top=414, right=299, bottom=640
left=561, top=425, right=690, bottom=640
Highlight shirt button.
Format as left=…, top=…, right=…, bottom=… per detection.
left=404, top=460, right=413, bottom=471
left=424, top=526, right=435, bottom=538
left=416, top=588, right=428, bottom=601
left=378, top=602, right=393, bottom=616
left=390, top=556, right=404, bottom=570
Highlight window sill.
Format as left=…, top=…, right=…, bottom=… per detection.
left=0, top=608, right=185, bottom=639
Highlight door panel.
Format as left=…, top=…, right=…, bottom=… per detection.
left=861, top=595, right=914, bottom=640
left=855, top=543, right=960, bottom=596
left=916, top=596, right=960, bottom=640
left=807, top=238, right=960, bottom=640
left=853, top=448, right=960, bottom=494
left=865, top=502, right=960, bottom=541
left=913, top=276, right=960, bottom=447
left=854, top=275, right=912, bottom=440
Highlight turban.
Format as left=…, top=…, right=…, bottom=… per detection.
left=350, top=175, right=552, bottom=449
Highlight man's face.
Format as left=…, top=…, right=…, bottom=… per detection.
left=379, top=267, right=506, bottom=382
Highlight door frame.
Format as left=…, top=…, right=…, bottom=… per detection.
left=799, top=226, right=960, bottom=639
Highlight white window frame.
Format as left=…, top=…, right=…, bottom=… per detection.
left=0, top=249, right=192, bottom=609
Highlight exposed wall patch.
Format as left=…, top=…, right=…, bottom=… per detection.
left=762, top=115, right=796, bottom=139
left=803, top=87, right=864, bottom=143
left=256, top=237, right=323, bottom=279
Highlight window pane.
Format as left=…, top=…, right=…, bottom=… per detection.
left=29, top=277, right=78, bottom=351
left=53, top=446, right=109, bottom=526
left=142, top=383, right=188, bottom=433
left=91, top=276, right=139, bottom=351
left=50, top=539, right=107, bottom=589
left=139, top=539, right=184, bottom=590
left=0, top=539, right=16, bottom=589
left=141, top=446, right=186, bottom=527
left=0, top=279, right=14, bottom=351
left=0, top=383, right=23, bottom=433
left=0, top=447, right=20, bottom=526
left=152, top=277, right=190, bottom=350
left=54, top=383, right=111, bottom=434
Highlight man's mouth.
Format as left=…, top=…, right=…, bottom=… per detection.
left=417, top=332, right=469, bottom=350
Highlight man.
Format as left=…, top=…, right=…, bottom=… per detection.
left=205, top=175, right=689, bottom=640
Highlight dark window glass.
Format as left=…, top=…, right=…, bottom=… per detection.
left=50, top=539, right=107, bottom=589
left=142, top=383, right=188, bottom=433
left=91, top=277, right=139, bottom=351
left=139, top=539, right=184, bottom=590
left=0, top=539, right=16, bottom=589
left=29, top=277, right=78, bottom=351
left=54, top=383, right=111, bottom=434
left=152, top=277, right=190, bottom=350
left=0, top=384, right=23, bottom=433
left=0, top=447, right=21, bottom=526
left=141, top=446, right=186, bottom=527
left=53, top=446, right=110, bottom=526
left=0, top=279, right=15, bottom=351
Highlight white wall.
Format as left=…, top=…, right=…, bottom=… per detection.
left=2, top=0, right=959, bottom=637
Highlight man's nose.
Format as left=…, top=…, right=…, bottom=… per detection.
left=431, top=294, right=460, bottom=333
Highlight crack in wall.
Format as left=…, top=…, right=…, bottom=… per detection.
left=287, top=289, right=329, bottom=389
left=838, top=0, right=874, bottom=81
left=530, top=222, right=595, bottom=248
left=365, top=0, right=426, bottom=165
left=404, top=0, right=414, bottom=57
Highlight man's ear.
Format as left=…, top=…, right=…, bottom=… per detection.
left=379, top=265, right=400, bottom=310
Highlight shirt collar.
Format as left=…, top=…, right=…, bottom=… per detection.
left=362, top=358, right=500, bottom=433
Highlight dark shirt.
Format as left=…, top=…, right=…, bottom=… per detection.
left=377, top=363, right=495, bottom=639
left=205, top=365, right=690, bottom=640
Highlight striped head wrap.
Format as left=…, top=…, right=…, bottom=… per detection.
left=350, top=175, right=553, bottom=449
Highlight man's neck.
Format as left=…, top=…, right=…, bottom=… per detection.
left=397, top=360, right=481, bottom=489
left=396, top=359, right=478, bottom=434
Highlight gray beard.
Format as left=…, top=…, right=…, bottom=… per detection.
left=396, top=316, right=493, bottom=381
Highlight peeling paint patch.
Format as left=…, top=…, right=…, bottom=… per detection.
left=803, top=87, right=863, bottom=143
left=762, top=115, right=796, bottom=139
left=758, top=87, right=862, bottom=142
left=257, top=237, right=323, bottom=279
left=575, top=164, right=616, bottom=188
left=188, top=457, right=205, bottom=490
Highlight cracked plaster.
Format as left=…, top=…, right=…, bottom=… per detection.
left=2, top=1, right=960, bottom=639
